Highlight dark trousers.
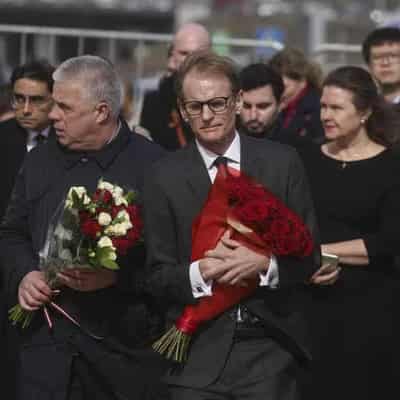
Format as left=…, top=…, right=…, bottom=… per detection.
left=169, top=338, right=299, bottom=400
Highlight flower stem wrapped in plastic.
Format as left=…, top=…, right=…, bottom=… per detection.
left=9, top=179, right=143, bottom=329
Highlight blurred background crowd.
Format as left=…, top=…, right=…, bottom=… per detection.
left=0, top=0, right=400, bottom=125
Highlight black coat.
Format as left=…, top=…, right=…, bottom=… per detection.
left=143, top=135, right=320, bottom=388
left=140, top=76, right=193, bottom=151
left=272, top=88, right=325, bottom=149
left=0, top=122, right=168, bottom=400
left=0, top=118, right=30, bottom=221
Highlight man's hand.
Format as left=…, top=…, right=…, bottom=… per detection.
left=57, top=267, right=117, bottom=292
left=200, top=232, right=269, bottom=286
left=18, top=271, right=52, bottom=311
left=310, top=263, right=341, bottom=286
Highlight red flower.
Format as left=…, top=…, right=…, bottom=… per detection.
left=80, top=219, right=102, bottom=239
left=112, top=238, right=131, bottom=255
left=93, top=189, right=113, bottom=204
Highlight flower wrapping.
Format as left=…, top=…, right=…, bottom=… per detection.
left=153, top=166, right=313, bottom=362
left=9, top=179, right=143, bottom=329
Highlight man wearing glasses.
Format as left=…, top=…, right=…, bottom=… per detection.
left=0, top=60, right=55, bottom=220
left=144, top=50, right=320, bottom=400
left=363, top=27, right=400, bottom=104
left=0, top=59, right=54, bottom=400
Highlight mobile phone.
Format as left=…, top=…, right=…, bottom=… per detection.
left=321, top=252, right=339, bottom=273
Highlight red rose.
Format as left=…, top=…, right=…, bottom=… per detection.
left=111, top=205, right=124, bottom=218
left=79, top=211, right=91, bottom=223
left=93, top=189, right=113, bottom=205
left=112, top=237, right=131, bottom=255
left=80, top=219, right=102, bottom=239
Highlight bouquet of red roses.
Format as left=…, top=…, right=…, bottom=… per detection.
left=9, top=179, right=143, bottom=329
left=153, top=167, right=313, bottom=362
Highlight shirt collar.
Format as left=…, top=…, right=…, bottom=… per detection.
left=60, top=119, right=128, bottom=170
left=27, top=125, right=51, bottom=138
left=195, top=131, right=241, bottom=170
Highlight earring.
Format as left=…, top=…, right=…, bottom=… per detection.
left=360, top=118, right=365, bottom=124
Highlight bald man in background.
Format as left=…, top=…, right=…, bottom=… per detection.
left=140, top=23, right=211, bottom=151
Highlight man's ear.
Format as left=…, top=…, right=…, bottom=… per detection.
left=178, top=100, right=189, bottom=122
left=235, top=90, right=243, bottom=115
left=94, top=102, right=111, bottom=124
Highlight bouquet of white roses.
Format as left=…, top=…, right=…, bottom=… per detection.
left=9, top=179, right=143, bottom=328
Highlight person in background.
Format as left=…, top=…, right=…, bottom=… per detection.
left=362, top=26, right=400, bottom=105
left=0, top=55, right=167, bottom=400
left=140, top=22, right=211, bottom=151
left=298, top=66, right=400, bottom=400
left=0, top=60, right=55, bottom=221
left=237, top=63, right=284, bottom=139
left=268, top=47, right=325, bottom=149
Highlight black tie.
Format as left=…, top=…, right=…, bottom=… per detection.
left=35, top=133, right=47, bottom=147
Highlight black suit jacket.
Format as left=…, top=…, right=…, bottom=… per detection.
left=143, top=134, right=320, bottom=388
left=0, top=118, right=29, bottom=222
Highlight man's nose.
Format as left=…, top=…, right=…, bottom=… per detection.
left=48, top=104, right=58, bottom=121
left=23, top=100, right=32, bottom=114
left=250, top=107, right=258, bottom=120
left=200, top=103, right=214, bottom=120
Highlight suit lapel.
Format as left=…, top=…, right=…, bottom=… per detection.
left=182, top=142, right=211, bottom=209
left=240, top=134, right=264, bottom=182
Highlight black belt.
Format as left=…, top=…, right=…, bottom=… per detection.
left=229, top=305, right=266, bottom=340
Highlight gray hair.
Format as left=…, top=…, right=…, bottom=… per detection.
left=53, top=55, right=123, bottom=118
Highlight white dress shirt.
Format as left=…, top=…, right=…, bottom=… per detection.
left=189, top=132, right=279, bottom=298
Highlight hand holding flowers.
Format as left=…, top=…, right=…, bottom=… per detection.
left=9, top=179, right=143, bottom=328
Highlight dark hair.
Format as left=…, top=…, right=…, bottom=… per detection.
left=268, top=47, right=322, bottom=90
left=362, top=27, right=400, bottom=63
left=323, top=66, right=400, bottom=147
left=175, top=50, right=240, bottom=101
left=240, top=63, right=284, bottom=102
left=10, top=60, right=55, bottom=91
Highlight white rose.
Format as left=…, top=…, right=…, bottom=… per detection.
left=97, top=236, right=115, bottom=249
left=114, top=223, right=128, bottom=236
left=97, top=181, right=114, bottom=192
left=66, top=186, right=90, bottom=208
left=122, top=220, right=133, bottom=230
left=112, top=186, right=123, bottom=197
left=98, top=212, right=112, bottom=226
left=114, top=196, right=128, bottom=206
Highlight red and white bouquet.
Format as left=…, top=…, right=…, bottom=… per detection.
left=9, top=179, right=143, bottom=328
left=153, top=167, right=313, bottom=362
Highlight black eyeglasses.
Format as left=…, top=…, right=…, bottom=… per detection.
left=11, top=93, right=52, bottom=109
left=182, top=95, right=233, bottom=116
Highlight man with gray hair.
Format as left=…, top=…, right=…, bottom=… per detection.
left=0, top=55, right=166, bottom=400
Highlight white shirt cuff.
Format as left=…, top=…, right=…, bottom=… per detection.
left=259, top=254, right=279, bottom=288
left=189, top=261, right=213, bottom=298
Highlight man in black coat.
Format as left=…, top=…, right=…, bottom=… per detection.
left=0, top=59, right=55, bottom=400
left=0, top=55, right=167, bottom=400
left=0, top=60, right=55, bottom=221
left=143, top=51, right=320, bottom=399
left=140, top=22, right=211, bottom=151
